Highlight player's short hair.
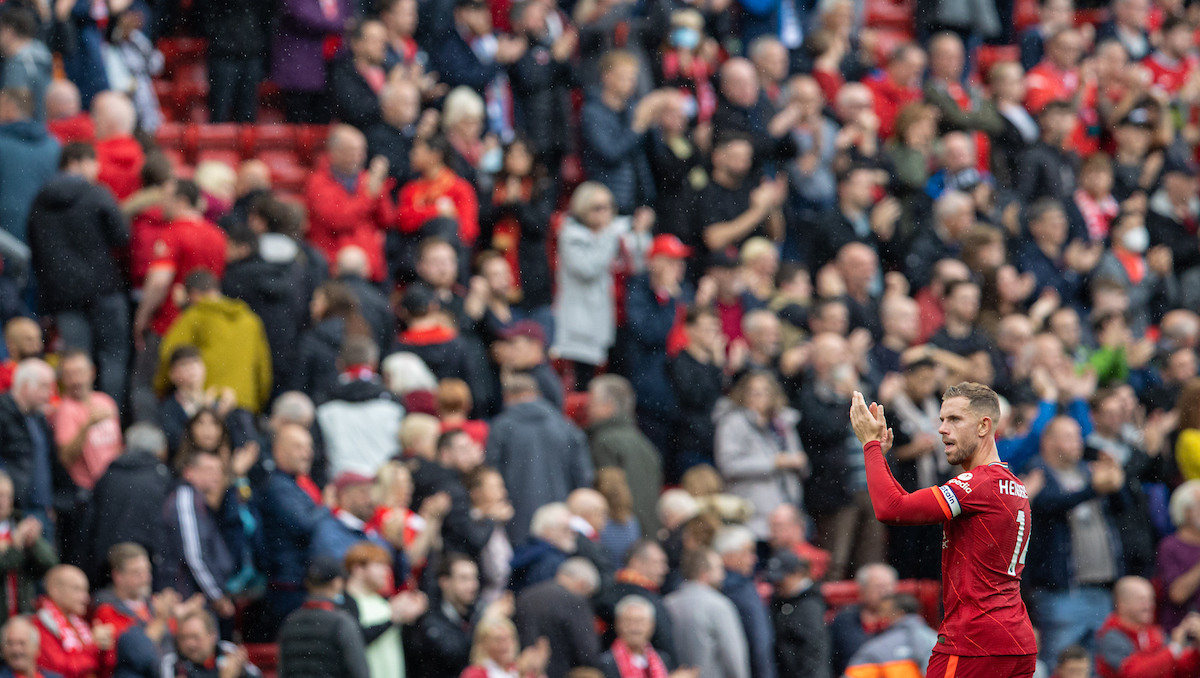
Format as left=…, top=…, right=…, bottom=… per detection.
left=942, top=382, right=1001, bottom=424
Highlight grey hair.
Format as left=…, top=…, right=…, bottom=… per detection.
left=558, top=557, right=600, bottom=592
left=614, top=595, right=656, bottom=622
left=1170, top=480, right=1200, bottom=527
left=657, top=489, right=699, bottom=524
left=530, top=502, right=571, bottom=538
left=933, top=190, right=973, bottom=226
left=712, top=525, right=757, bottom=555
left=590, top=374, right=635, bottom=417
left=381, top=352, right=438, bottom=396
left=855, top=563, right=898, bottom=587
left=124, top=423, right=167, bottom=457
left=272, top=391, right=316, bottom=425
left=11, top=359, right=52, bottom=391
left=0, top=615, right=38, bottom=647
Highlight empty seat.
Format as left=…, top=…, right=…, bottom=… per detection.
left=296, top=124, right=331, bottom=166
left=196, top=149, right=242, bottom=168
left=864, top=0, right=914, bottom=32
left=154, top=121, right=188, bottom=151
left=195, top=123, right=242, bottom=153
left=258, top=149, right=302, bottom=171
left=250, top=124, right=298, bottom=153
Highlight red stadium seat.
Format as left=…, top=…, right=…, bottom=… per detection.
left=196, top=148, right=241, bottom=168
left=159, top=38, right=207, bottom=79
left=1014, top=0, right=1039, bottom=31
left=820, top=579, right=943, bottom=628
left=258, top=149, right=302, bottom=171
left=195, top=123, right=241, bottom=152
left=251, top=125, right=298, bottom=154
left=296, top=125, right=331, bottom=166
left=270, top=162, right=311, bottom=193
left=869, top=29, right=916, bottom=65
left=564, top=391, right=589, bottom=427
left=154, top=121, right=187, bottom=151
left=864, top=0, right=914, bottom=33
left=173, top=81, right=209, bottom=121
left=245, top=644, right=278, bottom=678
left=1076, top=8, right=1108, bottom=25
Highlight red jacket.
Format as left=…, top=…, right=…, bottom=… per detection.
left=47, top=114, right=95, bottom=144
left=304, top=161, right=393, bottom=282
left=95, top=136, right=145, bottom=200
left=395, top=168, right=479, bottom=246
left=1095, top=613, right=1200, bottom=678
left=91, top=594, right=152, bottom=678
left=863, top=71, right=922, bottom=141
left=34, top=600, right=100, bottom=678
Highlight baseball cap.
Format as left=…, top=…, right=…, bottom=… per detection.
left=764, top=550, right=809, bottom=584
left=332, top=471, right=374, bottom=493
left=499, top=319, right=547, bottom=345
left=1162, top=155, right=1198, bottom=178
left=648, top=234, right=693, bottom=260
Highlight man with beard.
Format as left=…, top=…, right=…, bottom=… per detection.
left=693, top=132, right=786, bottom=256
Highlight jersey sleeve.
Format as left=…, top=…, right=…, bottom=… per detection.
left=863, top=440, right=954, bottom=526
left=937, top=470, right=997, bottom=518
left=148, top=232, right=178, bottom=272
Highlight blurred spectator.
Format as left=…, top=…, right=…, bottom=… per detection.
left=1018, top=100, right=1079, bottom=204
left=510, top=502, right=576, bottom=592
left=713, top=371, right=805, bottom=538
left=765, top=550, right=828, bottom=678
left=271, top=0, right=347, bottom=124
left=904, top=191, right=973, bottom=292
left=766, top=504, right=830, bottom=582
left=328, top=19, right=388, bottom=130
left=0, top=8, right=51, bottom=122
left=258, top=424, right=330, bottom=633
left=34, top=565, right=110, bottom=678
left=297, top=282, right=374, bottom=405
left=1095, top=576, right=1200, bottom=678
left=828, top=563, right=896, bottom=675
left=553, top=183, right=652, bottom=387
left=305, top=125, right=392, bottom=282
left=594, top=468, right=641, bottom=563
left=432, top=0, right=525, bottom=139
left=27, top=142, right=129, bottom=406
left=842, top=595, right=937, bottom=678
left=597, top=595, right=681, bottom=678
left=0, top=87, right=58, bottom=247
left=646, top=92, right=704, bottom=246
left=1, top=616, right=50, bottom=678
left=515, top=557, right=602, bottom=678
left=1019, top=0, right=1074, bottom=69
left=154, top=270, right=273, bottom=415
left=711, top=58, right=798, bottom=173
left=83, top=424, right=169, bottom=582
left=395, top=135, right=479, bottom=250
left=310, top=471, right=393, bottom=564
left=0, top=359, right=56, bottom=527
left=316, top=337, right=403, bottom=477
left=462, top=615, right=550, bottom=678
left=694, top=132, right=785, bottom=255
left=277, top=557, right=369, bottom=678
left=336, top=248, right=396, bottom=353
left=463, top=466, right=513, bottom=606
left=862, top=45, right=925, bottom=141
left=1027, top=416, right=1124, bottom=663
left=594, top=539, right=675, bottom=661
left=0, top=469, right=56, bottom=617
left=664, top=549, right=749, bottom=678
left=407, top=552, right=483, bottom=678
left=341, top=542, right=428, bottom=678
left=1148, top=158, right=1200, bottom=275
left=1016, top=199, right=1100, bottom=304
left=807, top=165, right=899, bottom=273
left=1157, top=481, right=1200, bottom=631
left=580, top=51, right=664, bottom=214
left=161, top=609, right=261, bottom=677
left=714, top=527, right=775, bottom=678
left=1095, top=0, right=1151, bottom=60
left=160, top=449, right=235, bottom=613
left=200, top=0, right=269, bottom=123
left=44, top=80, right=94, bottom=144
left=90, top=92, right=142, bottom=200
left=586, top=375, right=662, bottom=538
left=101, top=9, right=163, bottom=133
left=90, top=543, right=174, bottom=676
left=440, top=86, right=490, bottom=188
left=669, top=306, right=725, bottom=475
left=986, top=62, right=1036, bottom=192
left=508, top=1, right=576, bottom=170
left=366, top=81, right=422, bottom=197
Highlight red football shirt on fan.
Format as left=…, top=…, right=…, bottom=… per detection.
left=863, top=440, right=1038, bottom=657
left=1142, top=51, right=1197, bottom=95
left=128, top=207, right=168, bottom=289
left=147, top=216, right=228, bottom=335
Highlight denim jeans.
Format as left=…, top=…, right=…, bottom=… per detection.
left=56, top=293, right=130, bottom=412
left=1032, top=586, right=1113, bottom=666
left=208, top=57, right=264, bottom=123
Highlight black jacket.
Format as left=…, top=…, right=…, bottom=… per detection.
left=668, top=351, right=723, bottom=465
left=514, top=581, right=602, bottom=678
left=647, top=131, right=702, bottom=246
left=479, top=178, right=557, bottom=310
left=1017, top=141, right=1079, bottom=204
left=0, top=393, right=54, bottom=513
left=277, top=599, right=370, bottom=678
left=508, top=38, right=575, bottom=160
left=198, top=0, right=270, bottom=59
left=803, top=209, right=886, bottom=273
left=796, top=376, right=856, bottom=515
left=1147, top=206, right=1200, bottom=274
left=327, top=53, right=382, bottom=130
left=27, top=173, right=129, bottom=313
left=407, top=603, right=474, bottom=678
left=408, top=457, right=486, bottom=559
left=711, top=94, right=798, bottom=174
left=83, top=451, right=172, bottom=581
left=772, top=584, right=830, bottom=678
left=294, top=317, right=345, bottom=405
left=365, top=122, right=415, bottom=199
left=223, top=252, right=309, bottom=393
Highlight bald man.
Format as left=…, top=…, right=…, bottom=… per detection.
left=365, top=80, right=421, bottom=191
left=44, top=80, right=94, bottom=144
left=1095, top=576, right=1200, bottom=677
left=334, top=245, right=394, bottom=350
left=304, top=124, right=391, bottom=282
left=712, top=58, right=798, bottom=171
left=91, top=91, right=144, bottom=199
left=34, top=565, right=111, bottom=678
left=0, top=317, right=41, bottom=391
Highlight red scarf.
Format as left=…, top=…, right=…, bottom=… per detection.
left=1074, top=189, right=1119, bottom=241
left=340, top=365, right=377, bottom=382
left=1115, top=249, right=1146, bottom=285
left=611, top=640, right=668, bottom=678
left=0, top=522, right=17, bottom=618
left=615, top=569, right=660, bottom=593
left=36, top=598, right=93, bottom=653
left=302, top=599, right=337, bottom=612
left=296, top=474, right=323, bottom=505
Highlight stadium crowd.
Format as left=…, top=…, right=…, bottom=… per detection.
left=4, top=0, right=1200, bottom=673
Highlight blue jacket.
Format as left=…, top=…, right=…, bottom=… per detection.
left=1025, top=457, right=1123, bottom=591
left=580, top=90, right=655, bottom=214
left=623, top=274, right=691, bottom=417
left=257, top=470, right=330, bottom=586
left=0, top=120, right=58, bottom=242
left=509, top=537, right=568, bottom=593
left=62, top=0, right=109, bottom=106
left=722, top=571, right=777, bottom=678
left=432, top=30, right=504, bottom=96
left=999, top=398, right=1093, bottom=474
left=309, top=513, right=393, bottom=564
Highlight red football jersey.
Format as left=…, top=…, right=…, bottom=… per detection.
left=148, top=216, right=228, bottom=335
left=931, top=462, right=1038, bottom=657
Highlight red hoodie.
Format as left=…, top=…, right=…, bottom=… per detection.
left=304, top=159, right=393, bottom=282
left=47, top=114, right=95, bottom=144
left=1095, top=613, right=1200, bottom=678
left=96, top=136, right=145, bottom=200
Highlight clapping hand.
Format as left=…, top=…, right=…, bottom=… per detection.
left=850, top=392, right=892, bottom=450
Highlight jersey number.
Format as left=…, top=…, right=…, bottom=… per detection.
left=1008, top=510, right=1031, bottom=576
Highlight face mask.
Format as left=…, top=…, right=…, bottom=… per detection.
left=1121, top=225, right=1150, bottom=253
left=480, top=146, right=503, bottom=174
left=671, top=27, right=700, bottom=50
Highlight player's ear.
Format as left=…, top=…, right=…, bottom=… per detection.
left=979, top=416, right=993, bottom=438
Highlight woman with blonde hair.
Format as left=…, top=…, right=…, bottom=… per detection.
left=442, top=85, right=497, bottom=184
left=739, top=237, right=780, bottom=304
left=367, top=461, right=450, bottom=575
left=460, top=615, right=550, bottom=678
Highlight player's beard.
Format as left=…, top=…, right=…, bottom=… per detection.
left=945, top=438, right=975, bottom=466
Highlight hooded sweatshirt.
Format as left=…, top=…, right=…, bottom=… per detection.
left=27, top=173, right=129, bottom=312
left=0, top=120, right=59, bottom=241
left=96, top=135, right=145, bottom=199
left=154, top=296, right=273, bottom=413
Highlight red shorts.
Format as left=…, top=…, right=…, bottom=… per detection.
left=927, top=652, right=1038, bottom=678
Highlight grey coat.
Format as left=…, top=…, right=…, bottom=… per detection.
left=713, top=399, right=805, bottom=538
left=552, top=216, right=629, bottom=365
left=664, top=581, right=751, bottom=678
left=486, top=398, right=595, bottom=543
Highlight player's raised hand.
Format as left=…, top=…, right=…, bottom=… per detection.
left=850, top=392, right=889, bottom=445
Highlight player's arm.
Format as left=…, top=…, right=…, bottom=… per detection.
left=851, top=392, right=953, bottom=526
